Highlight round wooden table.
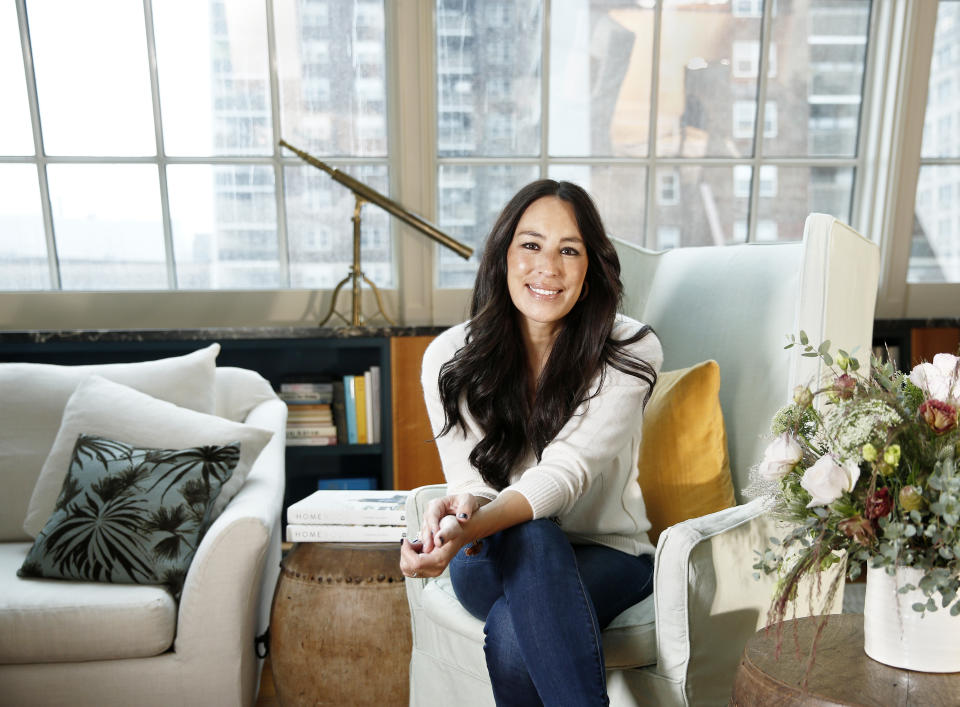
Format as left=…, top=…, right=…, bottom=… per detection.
left=269, top=542, right=412, bottom=707
left=731, top=614, right=960, bottom=706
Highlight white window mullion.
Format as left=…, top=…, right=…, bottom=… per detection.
left=644, top=0, right=664, bottom=250
left=748, top=0, right=775, bottom=244
left=17, top=0, right=60, bottom=289
left=541, top=0, right=551, bottom=177
left=142, top=0, right=177, bottom=290
left=265, top=0, right=290, bottom=288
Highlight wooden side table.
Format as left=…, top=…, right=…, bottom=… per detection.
left=731, top=614, right=959, bottom=706
left=269, top=542, right=412, bottom=706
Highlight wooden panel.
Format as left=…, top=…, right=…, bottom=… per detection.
left=390, top=336, right=443, bottom=490
left=910, top=327, right=960, bottom=368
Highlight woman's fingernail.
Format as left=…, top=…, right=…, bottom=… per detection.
left=457, top=513, right=468, bottom=519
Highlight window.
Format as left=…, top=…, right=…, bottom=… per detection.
left=910, top=0, right=960, bottom=283
left=434, top=0, right=869, bottom=288
left=0, top=0, right=391, bottom=292
left=2, top=0, right=885, bottom=317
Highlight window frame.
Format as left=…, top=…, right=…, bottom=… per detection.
left=1, top=0, right=956, bottom=328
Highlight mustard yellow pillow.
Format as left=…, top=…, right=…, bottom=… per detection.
left=637, top=359, right=734, bottom=545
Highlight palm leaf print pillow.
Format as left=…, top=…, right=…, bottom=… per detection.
left=18, top=433, right=241, bottom=597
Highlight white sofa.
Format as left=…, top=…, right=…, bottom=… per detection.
left=0, top=358, right=286, bottom=707
left=403, top=214, right=881, bottom=706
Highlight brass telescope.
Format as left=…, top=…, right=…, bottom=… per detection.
left=281, top=140, right=473, bottom=327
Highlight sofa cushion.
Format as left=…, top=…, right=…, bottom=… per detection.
left=20, top=434, right=242, bottom=596
left=0, top=542, right=177, bottom=664
left=24, top=376, right=274, bottom=537
left=422, top=576, right=656, bottom=671
left=636, top=360, right=735, bottom=545
left=0, top=344, right=220, bottom=542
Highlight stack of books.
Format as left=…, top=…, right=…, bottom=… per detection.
left=342, top=365, right=381, bottom=445
left=280, top=382, right=340, bottom=446
left=285, top=489, right=409, bottom=542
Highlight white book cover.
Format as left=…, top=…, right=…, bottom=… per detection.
left=286, top=489, right=408, bottom=525
left=286, top=523, right=407, bottom=543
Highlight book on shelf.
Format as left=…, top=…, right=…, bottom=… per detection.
left=355, top=374, right=368, bottom=444
left=287, top=489, right=409, bottom=525
left=331, top=380, right=348, bottom=444
left=286, top=435, right=338, bottom=446
left=316, top=476, right=377, bottom=491
left=286, top=424, right=338, bottom=438
left=279, top=382, right=334, bottom=404
left=343, top=375, right=358, bottom=444
left=369, top=365, right=381, bottom=444
left=285, top=523, right=407, bottom=543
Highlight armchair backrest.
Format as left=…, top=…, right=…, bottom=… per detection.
left=614, top=213, right=879, bottom=500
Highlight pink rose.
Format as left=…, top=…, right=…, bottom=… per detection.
left=834, top=373, right=856, bottom=400
left=919, top=399, right=958, bottom=434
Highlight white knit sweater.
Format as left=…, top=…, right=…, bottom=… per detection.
left=420, top=314, right=662, bottom=556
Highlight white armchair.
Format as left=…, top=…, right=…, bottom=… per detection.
left=403, top=214, right=880, bottom=706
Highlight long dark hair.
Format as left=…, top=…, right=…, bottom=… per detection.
left=436, top=179, right=658, bottom=490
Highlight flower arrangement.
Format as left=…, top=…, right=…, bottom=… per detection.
left=751, top=332, right=960, bottom=626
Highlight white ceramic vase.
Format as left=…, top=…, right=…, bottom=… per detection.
left=863, top=564, right=960, bottom=672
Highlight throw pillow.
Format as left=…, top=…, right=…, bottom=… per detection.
left=636, top=360, right=734, bottom=545
left=24, top=375, right=274, bottom=537
left=0, top=344, right=220, bottom=541
left=19, top=433, right=241, bottom=596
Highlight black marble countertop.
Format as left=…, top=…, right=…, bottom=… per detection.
left=0, top=326, right=448, bottom=344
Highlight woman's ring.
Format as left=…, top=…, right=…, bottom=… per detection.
left=411, top=571, right=418, bottom=578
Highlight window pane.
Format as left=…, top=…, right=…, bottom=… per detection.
left=911, top=165, right=960, bottom=282
left=764, top=0, right=870, bottom=158
left=48, top=165, right=166, bottom=289
left=28, top=0, right=155, bottom=156
left=549, top=2, right=654, bottom=157
left=653, top=166, right=750, bottom=246
left=284, top=163, right=394, bottom=288
left=548, top=165, right=647, bottom=245
left=756, top=166, right=853, bottom=241
left=168, top=165, right=280, bottom=289
left=658, top=1, right=761, bottom=158
left=437, top=164, right=539, bottom=288
left=921, top=0, right=960, bottom=159
left=275, top=0, right=387, bottom=156
left=0, top=4, right=33, bottom=155
left=436, top=0, right=542, bottom=157
left=0, top=165, right=48, bottom=289
left=154, top=0, right=272, bottom=156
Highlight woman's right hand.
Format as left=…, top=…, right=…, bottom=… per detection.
left=420, top=493, right=480, bottom=553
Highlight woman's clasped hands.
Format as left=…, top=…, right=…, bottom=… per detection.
left=399, top=492, right=480, bottom=579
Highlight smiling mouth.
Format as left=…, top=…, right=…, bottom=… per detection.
left=527, top=285, right=561, bottom=297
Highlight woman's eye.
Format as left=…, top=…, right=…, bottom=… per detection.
left=561, top=247, right=580, bottom=256
left=521, top=242, right=539, bottom=250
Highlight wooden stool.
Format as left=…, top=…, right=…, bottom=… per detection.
left=269, top=542, right=411, bottom=706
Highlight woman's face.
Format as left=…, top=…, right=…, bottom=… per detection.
left=506, top=196, right=589, bottom=334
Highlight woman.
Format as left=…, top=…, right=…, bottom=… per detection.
left=399, top=179, right=661, bottom=706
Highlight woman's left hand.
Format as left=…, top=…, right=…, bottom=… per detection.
left=399, top=518, right=468, bottom=579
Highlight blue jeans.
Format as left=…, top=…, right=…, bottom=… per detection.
left=449, top=518, right=654, bottom=707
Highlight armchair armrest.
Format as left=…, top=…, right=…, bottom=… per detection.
left=404, top=484, right=450, bottom=609
left=651, top=498, right=843, bottom=705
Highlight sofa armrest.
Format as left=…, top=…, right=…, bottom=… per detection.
left=173, top=396, right=286, bottom=665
